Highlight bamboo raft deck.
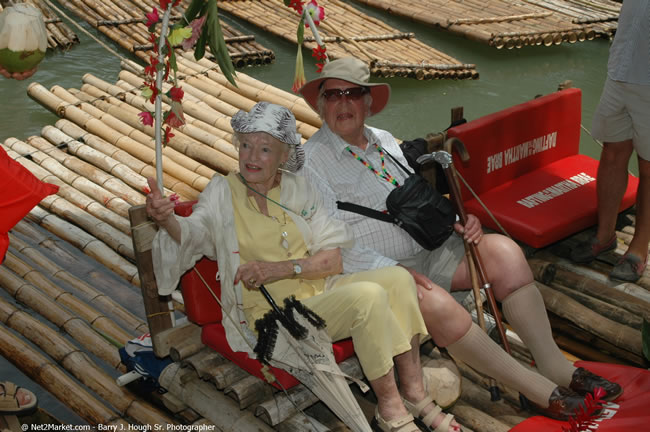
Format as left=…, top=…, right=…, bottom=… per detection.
left=351, top=0, right=621, bottom=49
left=1, top=55, right=648, bottom=430
left=217, top=0, right=478, bottom=80
left=49, top=0, right=274, bottom=66
left=0, top=0, right=79, bottom=50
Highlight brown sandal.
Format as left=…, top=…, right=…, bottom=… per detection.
left=0, top=382, right=38, bottom=416
left=370, top=407, right=420, bottom=432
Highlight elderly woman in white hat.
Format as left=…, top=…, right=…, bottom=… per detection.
left=146, top=101, right=453, bottom=432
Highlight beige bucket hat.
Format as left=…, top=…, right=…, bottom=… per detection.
left=298, top=57, right=391, bottom=116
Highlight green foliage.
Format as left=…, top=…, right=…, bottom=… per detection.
left=642, top=319, right=650, bottom=362
left=206, top=0, right=237, bottom=86
left=183, top=0, right=204, bottom=22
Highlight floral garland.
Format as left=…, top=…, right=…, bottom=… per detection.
left=137, top=0, right=237, bottom=191
left=285, top=0, right=328, bottom=92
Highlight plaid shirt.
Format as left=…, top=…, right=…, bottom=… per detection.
left=300, top=123, right=423, bottom=273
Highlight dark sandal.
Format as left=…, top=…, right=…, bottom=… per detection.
left=0, top=382, right=38, bottom=416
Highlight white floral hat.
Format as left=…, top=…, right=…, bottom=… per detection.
left=231, top=102, right=304, bottom=172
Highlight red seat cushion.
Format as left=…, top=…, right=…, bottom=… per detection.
left=464, top=155, right=638, bottom=248
left=202, top=322, right=355, bottom=390
left=447, top=88, right=638, bottom=248
left=180, top=257, right=222, bottom=325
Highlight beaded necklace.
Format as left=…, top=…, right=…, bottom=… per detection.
left=345, top=143, right=399, bottom=186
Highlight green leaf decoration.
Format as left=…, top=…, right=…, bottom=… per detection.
left=642, top=319, right=650, bottom=362
left=297, top=16, right=304, bottom=44
left=194, top=24, right=208, bottom=60
left=168, top=48, right=178, bottom=77
left=183, top=0, right=204, bottom=22
left=206, top=0, right=237, bottom=86
left=283, top=0, right=290, bottom=6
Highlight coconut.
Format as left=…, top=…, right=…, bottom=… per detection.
left=0, top=3, right=48, bottom=73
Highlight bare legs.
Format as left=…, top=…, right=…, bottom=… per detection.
left=594, top=140, right=635, bottom=246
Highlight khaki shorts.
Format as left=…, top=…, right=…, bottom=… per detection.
left=592, top=77, right=650, bottom=161
left=399, top=233, right=468, bottom=303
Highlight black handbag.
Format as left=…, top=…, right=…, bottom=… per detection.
left=337, top=147, right=456, bottom=250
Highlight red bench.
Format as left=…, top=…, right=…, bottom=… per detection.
left=447, top=88, right=638, bottom=248
left=174, top=201, right=355, bottom=390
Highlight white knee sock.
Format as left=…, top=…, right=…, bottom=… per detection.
left=447, top=323, right=556, bottom=406
left=502, top=282, right=576, bottom=387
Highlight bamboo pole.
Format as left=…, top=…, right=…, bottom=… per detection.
left=49, top=85, right=213, bottom=190
left=11, top=219, right=144, bottom=316
left=2, top=252, right=134, bottom=344
left=8, top=232, right=148, bottom=334
left=26, top=206, right=140, bottom=285
left=0, top=299, right=177, bottom=425
left=529, top=258, right=650, bottom=322
left=27, top=83, right=202, bottom=199
left=53, top=119, right=197, bottom=201
left=39, top=125, right=147, bottom=205
left=27, top=133, right=145, bottom=206
left=3, top=145, right=135, bottom=255
left=159, top=362, right=276, bottom=432
left=0, top=324, right=129, bottom=426
left=5, top=138, right=132, bottom=221
left=536, top=282, right=642, bottom=356
left=0, top=265, right=126, bottom=370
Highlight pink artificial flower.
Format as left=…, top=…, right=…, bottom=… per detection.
left=163, top=126, right=175, bottom=144
left=304, top=0, right=324, bottom=27
left=288, top=0, right=304, bottom=14
left=168, top=86, right=184, bottom=102
left=182, top=16, right=206, bottom=50
left=165, top=102, right=186, bottom=128
left=311, top=45, right=327, bottom=61
left=145, top=7, right=159, bottom=27
left=138, top=111, right=154, bottom=127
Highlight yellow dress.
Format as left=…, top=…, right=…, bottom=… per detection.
left=227, top=173, right=325, bottom=323
left=227, top=173, right=428, bottom=381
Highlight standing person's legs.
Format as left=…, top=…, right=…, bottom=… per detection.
left=593, top=140, right=634, bottom=246
left=628, top=156, right=650, bottom=259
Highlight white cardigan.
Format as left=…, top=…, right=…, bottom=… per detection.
left=152, top=172, right=355, bottom=355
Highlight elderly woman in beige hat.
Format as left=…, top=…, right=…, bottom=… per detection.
left=146, top=101, right=455, bottom=432
left=298, top=57, right=622, bottom=429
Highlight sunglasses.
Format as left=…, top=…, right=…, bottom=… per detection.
left=321, top=87, right=369, bottom=102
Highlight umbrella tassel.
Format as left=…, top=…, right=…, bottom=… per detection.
left=254, top=312, right=281, bottom=363
left=287, top=297, right=327, bottom=330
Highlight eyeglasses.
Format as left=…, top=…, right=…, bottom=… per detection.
left=321, top=87, right=369, bottom=102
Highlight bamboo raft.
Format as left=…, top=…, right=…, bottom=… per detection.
left=1, top=55, right=648, bottom=430
left=351, top=0, right=621, bottom=49
left=0, top=0, right=79, bottom=50
left=48, top=0, right=274, bottom=66
left=216, top=0, right=478, bottom=80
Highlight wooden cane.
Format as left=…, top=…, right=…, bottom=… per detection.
left=439, top=137, right=512, bottom=356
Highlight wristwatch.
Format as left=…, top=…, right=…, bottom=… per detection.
left=291, top=259, right=302, bottom=277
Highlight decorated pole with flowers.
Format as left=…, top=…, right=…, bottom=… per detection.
left=285, top=0, right=328, bottom=93
left=139, top=0, right=236, bottom=193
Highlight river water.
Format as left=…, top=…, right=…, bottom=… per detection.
left=0, top=0, right=636, bottom=425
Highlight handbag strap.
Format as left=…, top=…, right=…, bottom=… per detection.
left=382, top=147, right=413, bottom=177
left=336, top=201, right=396, bottom=224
